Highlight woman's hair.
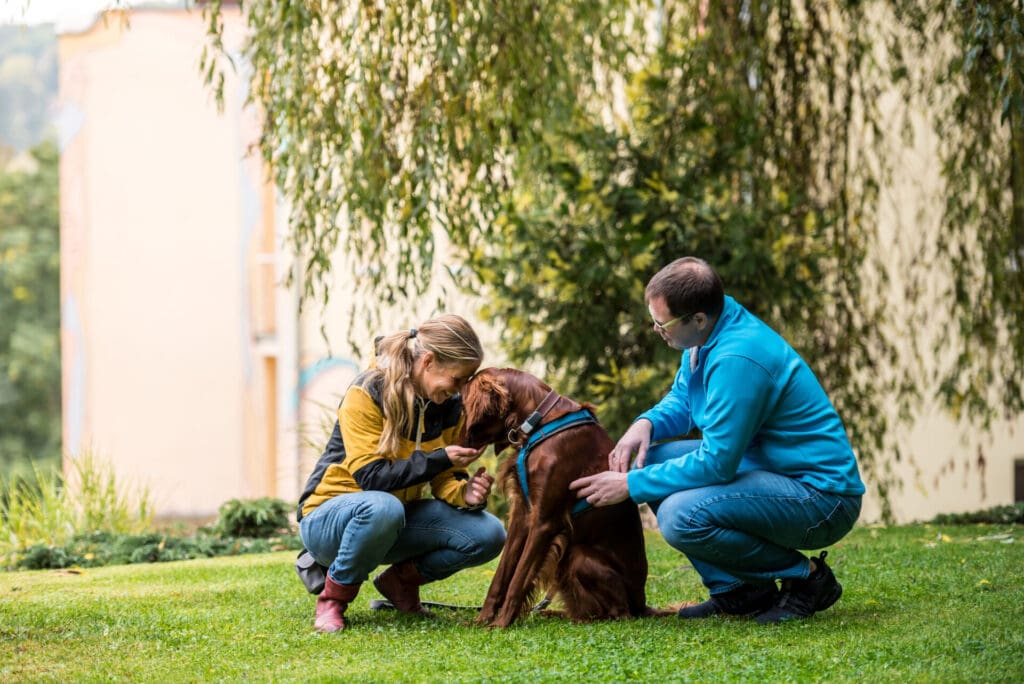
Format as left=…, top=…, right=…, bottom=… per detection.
left=372, top=314, right=483, bottom=455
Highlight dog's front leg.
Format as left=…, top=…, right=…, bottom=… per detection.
left=491, top=521, right=561, bottom=628
left=476, top=511, right=529, bottom=625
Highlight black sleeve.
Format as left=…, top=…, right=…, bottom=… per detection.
left=352, top=447, right=454, bottom=492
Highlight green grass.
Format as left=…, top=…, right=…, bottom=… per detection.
left=2, top=525, right=1021, bottom=683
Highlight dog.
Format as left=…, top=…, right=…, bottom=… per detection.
left=461, top=367, right=658, bottom=627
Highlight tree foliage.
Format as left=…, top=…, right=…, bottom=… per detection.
left=0, top=25, right=58, bottom=152
left=0, top=140, right=61, bottom=477
left=204, top=1, right=1024, bottom=520
left=203, top=0, right=636, bottom=307
left=468, top=3, right=906, bottom=518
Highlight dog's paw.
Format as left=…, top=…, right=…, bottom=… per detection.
left=649, top=603, right=690, bottom=616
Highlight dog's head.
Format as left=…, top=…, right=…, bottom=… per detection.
left=461, top=367, right=549, bottom=453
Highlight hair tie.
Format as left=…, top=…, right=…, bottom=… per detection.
left=409, top=328, right=418, bottom=339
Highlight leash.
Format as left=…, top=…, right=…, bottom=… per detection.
left=369, top=596, right=553, bottom=612
left=515, top=407, right=598, bottom=518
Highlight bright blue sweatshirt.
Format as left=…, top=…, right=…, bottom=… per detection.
left=627, top=296, right=865, bottom=503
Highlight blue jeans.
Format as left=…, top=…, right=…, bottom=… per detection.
left=642, top=440, right=862, bottom=595
left=299, top=491, right=506, bottom=585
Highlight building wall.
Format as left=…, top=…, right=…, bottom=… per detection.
left=58, top=8, right=1021, bottom=523
left=58, top=8, right=285, bottom=517
left=861, top=88, right=1024, bottom=522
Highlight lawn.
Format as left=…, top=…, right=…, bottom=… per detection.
left=1, top=524, right=1021, bottom=682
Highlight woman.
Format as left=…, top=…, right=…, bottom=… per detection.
left=296, top=314, right=506, bottom=632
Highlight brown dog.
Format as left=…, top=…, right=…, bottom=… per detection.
left=461, top=367, right=656, bottom=627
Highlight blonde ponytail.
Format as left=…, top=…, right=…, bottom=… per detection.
left=372, top=314, right=483, bottom=455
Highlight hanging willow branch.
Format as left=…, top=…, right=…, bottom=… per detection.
left=200, top=0, right=636, bottom=309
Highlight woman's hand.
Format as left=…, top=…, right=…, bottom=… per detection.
left=445, top=445, right=482, bottom=469
left=464, top=466, right=495, bottom=506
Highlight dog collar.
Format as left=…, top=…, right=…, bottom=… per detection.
left=516, top=390, right=562, bottom=437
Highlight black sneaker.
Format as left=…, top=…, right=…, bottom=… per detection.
left=678, top=582, right=779, bottom=619
left=755, top=551, right=843, bottom=624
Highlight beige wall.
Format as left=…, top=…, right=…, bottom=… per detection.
left=59, top=9, right=282, bottom=517
left=59, top=8, right=1021, bottom=523
left=872, top=406, right=1023, bottom=523
left=859, top=89, right=1024, bottom=522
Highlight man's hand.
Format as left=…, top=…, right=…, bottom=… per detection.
left=607, top=419, right=653, bottom=472
left=445, top=445, right=482, bottom=469
left=464, top=466, right=494, bottom=506
left=569, top=471, right=630, bottom=507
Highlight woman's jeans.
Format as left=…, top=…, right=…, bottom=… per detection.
left=643, top=440, right=862, bottom=595
left=299, top=491, right=506, bottom=585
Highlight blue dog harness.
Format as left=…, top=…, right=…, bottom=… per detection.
left=515, top=408, right=598, bottom=517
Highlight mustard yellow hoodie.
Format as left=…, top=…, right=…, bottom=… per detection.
left=297, top=369, right=473, bottom=520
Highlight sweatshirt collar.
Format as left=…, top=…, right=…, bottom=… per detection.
left=686, top=295, right=738, bottom=370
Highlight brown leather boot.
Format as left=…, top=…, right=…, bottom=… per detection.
left=314, top=575, right=361, bottom=632
left=372, top=560, right=433, bottom=616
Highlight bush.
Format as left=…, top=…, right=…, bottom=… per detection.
left=14, top=529, right=304, bottom=570
left=211, top=497, right=292, bottom=538
left=929, top=503, right=1024, bottom=525
left=0, top=455, right=152, bottom=569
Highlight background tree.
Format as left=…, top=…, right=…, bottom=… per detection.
left=0, top=25, right=58, bottom=152
left=468, top=3, right=907, bottom=517
left=204, top=1, right=1023, bottom=520
left=0, top=140, right=61, bottom=478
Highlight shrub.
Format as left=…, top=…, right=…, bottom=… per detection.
left=929, top=503, right=1024, bottom=525
left=212, top=497, right=292, bottom=538
left=1, top=454, right=153, bottom=569
left=68, top=452, right=153, bottom=534
left=14, top=529, right=303, bottom=570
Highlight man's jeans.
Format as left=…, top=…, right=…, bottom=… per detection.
left=300, top=491, right=506, bottom=585
left=642, top=440, right=862, bottom=595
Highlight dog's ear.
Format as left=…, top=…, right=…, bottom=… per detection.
left=481, top=374, right=511, bottom=418
left=463, top=371, right=511, bottom=427
left=503, top=410, right=521, bottom=436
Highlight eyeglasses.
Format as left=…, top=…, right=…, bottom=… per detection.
left=651, top=312, right=693, bottom=333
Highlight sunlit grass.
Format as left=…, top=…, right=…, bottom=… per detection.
left=1, top=525, right=1021, bottom=682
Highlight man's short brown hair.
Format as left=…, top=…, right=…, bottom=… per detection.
left=645, top=257, right=725, bottom=320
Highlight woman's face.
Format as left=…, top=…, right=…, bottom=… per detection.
left=414, top=354, right=479, bottom=404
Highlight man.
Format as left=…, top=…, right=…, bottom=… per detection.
left=570, top=257, right=864, bottom=623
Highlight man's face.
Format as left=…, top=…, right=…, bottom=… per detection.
left=648, top=295, right=701, bottom=351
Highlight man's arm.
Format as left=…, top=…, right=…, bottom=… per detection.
left=626, top=355, right=773, bottom=503
left=637, top=357, right=694, bottom=442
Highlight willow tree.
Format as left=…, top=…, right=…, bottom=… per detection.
left=203, top=1, right=1023, bottom=519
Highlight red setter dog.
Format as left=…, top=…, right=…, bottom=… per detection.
left=461, top=367, right=657, bottom=627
